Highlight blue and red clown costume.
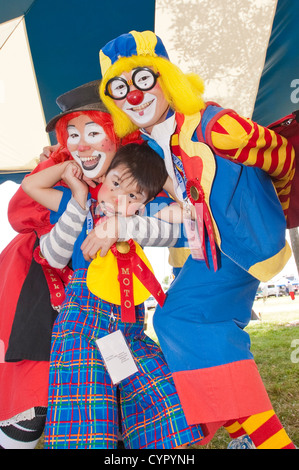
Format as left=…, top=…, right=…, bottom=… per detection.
left=98, top=30, right=296, bottom=448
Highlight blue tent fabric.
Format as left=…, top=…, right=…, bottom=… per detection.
left=0, top=0, right=34, bottom=23
left=27, top=0, right=155, bottom=142
left=252, top=0, right=299, bottom=126
left=0, top=173, right=29, bottom=185
left=1, top=0, right=156, bottom=144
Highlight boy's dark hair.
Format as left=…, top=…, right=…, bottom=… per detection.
left=106, top=142, right=168, bottom=202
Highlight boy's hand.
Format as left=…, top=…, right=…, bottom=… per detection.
left=61, top=162, right=88, bottom=209
left=81, top=216, right=119, bottom=261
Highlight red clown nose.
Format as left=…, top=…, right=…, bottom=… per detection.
left=126, top=89, right=144, bottom=105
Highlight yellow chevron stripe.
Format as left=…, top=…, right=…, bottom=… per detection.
left=240, top=410, right=275, bottom=435
left=211, top=114, right=254, bottom=152
left=211, top=114, right=293, bottom=178
left=257, top=429, right=293, bottom=449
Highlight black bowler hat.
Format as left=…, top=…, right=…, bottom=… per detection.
left=46, top=80, right=108, bottom=132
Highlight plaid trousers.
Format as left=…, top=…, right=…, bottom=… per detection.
left=44, top=269, right=204, bottom=449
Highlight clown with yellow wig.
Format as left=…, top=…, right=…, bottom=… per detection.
left=98, top=30, right=296, bottom=448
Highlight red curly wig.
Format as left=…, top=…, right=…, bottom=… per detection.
left=50, top=110, right=120, bottom=163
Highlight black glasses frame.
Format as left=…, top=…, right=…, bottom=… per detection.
left=105, top=67, right=160, bottom=100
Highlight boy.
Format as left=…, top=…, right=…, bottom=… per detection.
left=22, top=141, right=204, bottom=449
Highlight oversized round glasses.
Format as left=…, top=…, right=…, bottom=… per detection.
left=105, top=67, right=160, bottom=100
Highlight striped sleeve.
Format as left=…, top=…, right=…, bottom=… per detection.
left=40, top=197, right=88, bottom=269
left=210, top=111, right=295, bottom=216
left=117, top=215, right=181, bottom=247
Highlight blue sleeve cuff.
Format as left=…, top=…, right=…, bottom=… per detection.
left=49, top=186, right=72, bottom=224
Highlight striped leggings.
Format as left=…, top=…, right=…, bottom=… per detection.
left=0, top=407, right=46, bottom=449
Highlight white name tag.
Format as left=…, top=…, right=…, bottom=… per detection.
left=95, top=330, right=138, bottom=385
left=183, top=200, right=204, bottom=260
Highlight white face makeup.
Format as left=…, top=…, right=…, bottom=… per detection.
left=112, top=69, right=170, bottom=133
left=67, top=116, right=116, bottom=179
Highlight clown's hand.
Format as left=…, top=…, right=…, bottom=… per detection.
left=39, top=144, right=60, bottom=162
left=81, top=215, right=119, bottom=261
left=82, top=174, right=100, bottom=189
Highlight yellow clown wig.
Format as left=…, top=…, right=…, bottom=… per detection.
left=99, top=30, right=205, bottom=138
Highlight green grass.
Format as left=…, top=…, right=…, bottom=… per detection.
left=189, top=321, right=299, bottom=449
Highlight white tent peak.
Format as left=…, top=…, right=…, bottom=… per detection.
left=0, top=15, right=49, bottom=174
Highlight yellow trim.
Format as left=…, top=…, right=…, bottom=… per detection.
left=178, top=113, right=221, bottom=247
left=99, top=50, right=112, bottom=77
left=168, top=247, right=190, bottom=268
left=171, top=133, right=179, bottom=146
left=248, top=242, right=291, bottom=282
left=211, top=114, right=252, bottom=152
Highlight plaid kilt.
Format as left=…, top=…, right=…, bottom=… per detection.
left=44, top=269, right=204, bottom=449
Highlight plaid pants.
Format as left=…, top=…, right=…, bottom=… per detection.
left=44, top=269, right=204, bottom=449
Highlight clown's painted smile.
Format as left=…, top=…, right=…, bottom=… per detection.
left=71, top=150, right=107, bottom=174
left=67, top=115, right=116, bottom=179
left=128, top=98, right=155, bottom=114
left=123, top=93, right=157, bottom=125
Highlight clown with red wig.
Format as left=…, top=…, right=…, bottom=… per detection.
left=0, top=80, right=204, bottom=449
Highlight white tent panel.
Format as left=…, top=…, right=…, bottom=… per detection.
left=0, top=181, right=19, bottom=253
left=0, top=17, right=21, bottom=49
left=155, top=0, right=278, bottom=117
left=0, top=17, right=49, bottom=174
